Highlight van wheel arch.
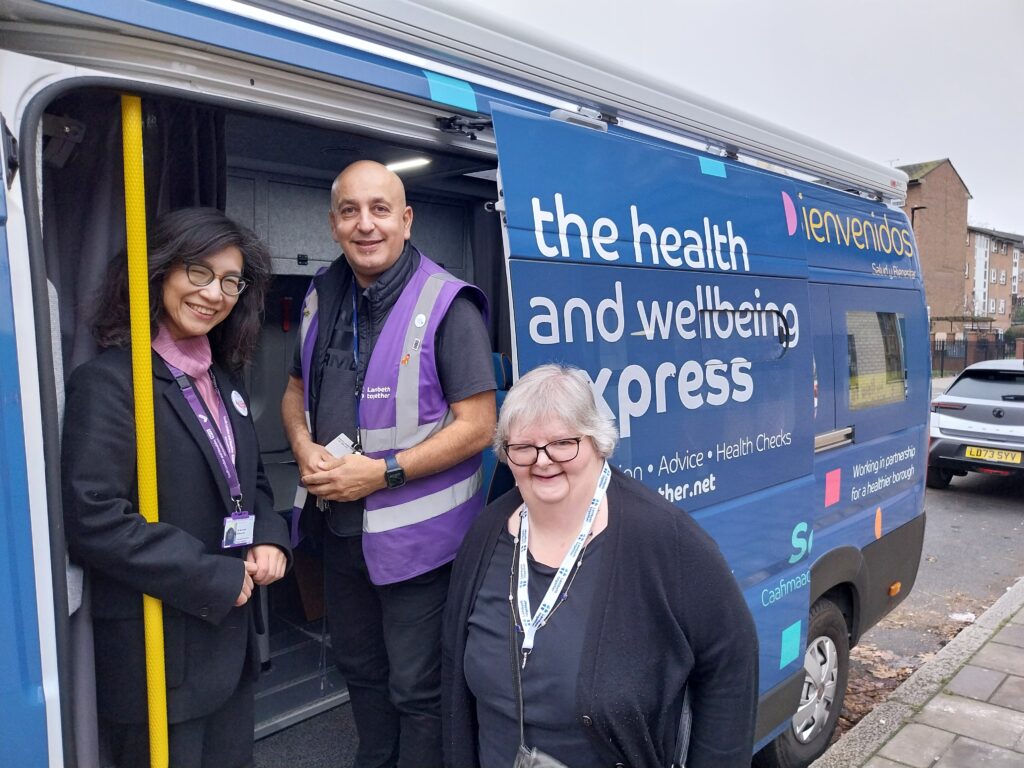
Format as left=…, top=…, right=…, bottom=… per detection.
left=809, top=547, right=865, bottom=643
left=753, top=597, right=852, bottom=768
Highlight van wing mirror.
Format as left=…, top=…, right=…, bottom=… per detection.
left=698, top=307, right=793, bottom=362
left=776, top=310, right=792, bottom=355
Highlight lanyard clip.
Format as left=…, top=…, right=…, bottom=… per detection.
left=232, top=496, right=243, bottom=514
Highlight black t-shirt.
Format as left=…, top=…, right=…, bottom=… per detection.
left=464, top=530, right=607, bottom=768
left=291, top=254, right=495, bottom=535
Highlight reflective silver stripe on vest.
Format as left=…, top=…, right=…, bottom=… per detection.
left=360, top=271, right=461, bottom=452
left=363, top=468, right=482, bottom=533
left=362, top=408, right=455, bottom=454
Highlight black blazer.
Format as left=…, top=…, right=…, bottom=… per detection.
left=62, top=347, right=291, bottom=724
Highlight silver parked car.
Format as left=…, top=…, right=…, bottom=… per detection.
left=927, top=359, right=1024, bottom=488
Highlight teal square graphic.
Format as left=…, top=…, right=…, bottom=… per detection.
left=423, top=71, right=477, bottom=112
left=698, top=157, right=727, bottom=178
left=779, top=620, right=802, bottom=669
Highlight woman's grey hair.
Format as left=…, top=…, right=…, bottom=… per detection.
left=494, top=363, right=619, bottom=460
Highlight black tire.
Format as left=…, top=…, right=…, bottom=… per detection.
left=753, top=599, right=850, bottom=768
left=926, top=465, right=953, bottom=489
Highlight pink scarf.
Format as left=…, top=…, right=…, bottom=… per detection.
left=152, top=325, right=235, bottom=463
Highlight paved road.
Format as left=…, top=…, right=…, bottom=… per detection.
left=850, top=375, right=1024, bottom=661
left=857, top=472, right=1024, bottom=662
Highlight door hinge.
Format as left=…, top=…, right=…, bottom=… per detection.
left=549, top=106, right=616, bottom=132
left=1, top=116, right=18, bottom=189
left=437, top=115, right=492, bottom=141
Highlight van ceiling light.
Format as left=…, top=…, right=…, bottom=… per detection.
left=386, top=157, right=431, bottom=173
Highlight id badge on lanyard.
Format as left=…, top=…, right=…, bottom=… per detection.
left=162, top=360, right=254, bottom=548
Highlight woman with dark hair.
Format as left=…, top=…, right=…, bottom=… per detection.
left=63, top=207, right=291, bottom=768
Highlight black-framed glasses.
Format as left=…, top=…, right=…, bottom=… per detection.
left=503, top=437, right=583, bottom=466
left=184, top=262, right=248, bottom=296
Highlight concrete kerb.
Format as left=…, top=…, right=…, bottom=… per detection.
left=810, top=575, right=1024, bottom=768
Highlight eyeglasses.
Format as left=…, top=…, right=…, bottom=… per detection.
left=503, top=437, right=583, bottom=466
left=184, top=262, right=248, bottom=296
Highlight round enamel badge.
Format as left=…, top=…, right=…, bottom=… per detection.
left=414, top=313, right=427, bottom=328
left=231, top=390, right=249, bottom=417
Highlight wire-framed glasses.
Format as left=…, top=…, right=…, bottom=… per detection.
left=184, top=262, right=248, bottom=296
left=503, top=437, right=583, bottom=466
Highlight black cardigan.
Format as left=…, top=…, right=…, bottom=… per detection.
left=442, top=468, right=758, bottom=768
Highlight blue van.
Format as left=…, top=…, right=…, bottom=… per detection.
left=0, top=2, right=928, bottom=766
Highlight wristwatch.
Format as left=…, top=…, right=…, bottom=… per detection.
left=384, top=455, right=406, bottom=489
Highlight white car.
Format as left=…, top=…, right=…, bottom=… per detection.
left=927, top=359, right=1024, bottom=488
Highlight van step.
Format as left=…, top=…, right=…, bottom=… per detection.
left=255, top=671, right=348, bottom=739
left=255, top=619, right=347, bottom=739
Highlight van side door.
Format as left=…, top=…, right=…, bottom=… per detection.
left=491, top=104, right=820, bottom=710
left=0, top=113, right=53, bottom=767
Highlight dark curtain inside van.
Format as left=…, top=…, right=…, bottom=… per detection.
left=43, top=89, right=226, bottom=373
left=42, top=88, right=225, bottom=768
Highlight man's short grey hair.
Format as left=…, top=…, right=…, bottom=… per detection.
left=494, top=363, right=619, bottom=460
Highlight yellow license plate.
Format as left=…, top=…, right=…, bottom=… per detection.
left=965, top=446, right=1022, bottom=464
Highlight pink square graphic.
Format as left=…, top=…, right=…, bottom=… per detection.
left=824, top=469, right=841, bottom=507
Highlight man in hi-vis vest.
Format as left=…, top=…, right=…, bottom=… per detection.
left=281, top=160, right=496, bottom=768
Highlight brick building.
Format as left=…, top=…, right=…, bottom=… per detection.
left=898, top=159, right=971, bottom=328
left=966, top=226, right=1024, bottom=332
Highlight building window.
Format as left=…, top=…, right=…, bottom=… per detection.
left=989, top=298, right=996, bottom=313
left=1001, top=270, right=1007, bottom=284
left=991, top=269, right=997, bottom=283
left=965, top=263, right=970, bottom=278
left=999, top=299, right=1006, bottom=314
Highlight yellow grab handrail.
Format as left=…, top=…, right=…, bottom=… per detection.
left=120, top=93, right=169, bottom=768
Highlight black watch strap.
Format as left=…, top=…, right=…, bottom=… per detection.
left=384, top=454, right=406, bottom=488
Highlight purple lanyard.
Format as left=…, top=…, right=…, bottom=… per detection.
left=163, top=360, right=243, bottom=510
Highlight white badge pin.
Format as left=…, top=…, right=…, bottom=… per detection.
left=414, top=313, right=427, bottom=328
left=231, top=391, right=248, bottom=416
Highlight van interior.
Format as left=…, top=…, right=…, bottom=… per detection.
left=41, top=85, right=514, bottom=738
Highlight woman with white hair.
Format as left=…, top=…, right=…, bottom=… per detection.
left=441, top=363, right=759, bottom=768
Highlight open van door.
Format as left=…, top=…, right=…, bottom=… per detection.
left=491, top=104, right=820, bottom=739
left=0, top=113, right=56, bottom=766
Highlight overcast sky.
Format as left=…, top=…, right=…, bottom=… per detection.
left=467, top=0, right=1024, bottom=235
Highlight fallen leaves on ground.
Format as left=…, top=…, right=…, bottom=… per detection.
left=832, top=597, right=985, bottom=742
left=834, top=644, right=917, bottom=739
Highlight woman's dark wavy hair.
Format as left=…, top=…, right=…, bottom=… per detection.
left=93, top=207, right=271, bottom=371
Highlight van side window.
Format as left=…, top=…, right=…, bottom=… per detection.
left=847, top=311, right=907, bottom=410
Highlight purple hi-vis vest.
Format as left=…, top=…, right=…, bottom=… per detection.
left=295, top=252, right=488, bottom=585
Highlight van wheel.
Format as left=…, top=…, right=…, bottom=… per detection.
left=926, top=466, right=953, bottom=489
left=753, top=599, right=850, bottom=768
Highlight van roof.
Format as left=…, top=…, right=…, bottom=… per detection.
left=2, top=0, right=907, bottom=201
left=276, top=0, right=907, bottom=201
